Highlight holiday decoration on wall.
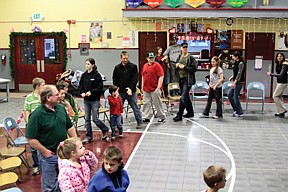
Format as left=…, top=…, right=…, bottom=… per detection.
left=32, top=26, right=42, bottom=32
left=164, top=0, right=184, bottom=8
left=185, top=0, right=205, bottom=8
left=144, top=0, right=163, bottom=8
left=126, top=0, right=143, bottom=8
left=206, top=0, right=226, bottom=8
left=9, top=32, right=67, bottom=79
left=227, top=0, right=248, bottom=8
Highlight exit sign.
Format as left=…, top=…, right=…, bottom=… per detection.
left=32, top=13, right=43, bottom=22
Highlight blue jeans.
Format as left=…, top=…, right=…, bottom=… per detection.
left=177, top=78, right=194, bottom=117
left=228, top=82, right=244, bottom=115
left=120, top=92, right=143, bottom=124
left=110, top=115, right=123, bottom=137
left=38, top=152, right=60, bottom=192
left=84, top=100, right=109, bottom=140
left=31, top=147, right=39, bottom=168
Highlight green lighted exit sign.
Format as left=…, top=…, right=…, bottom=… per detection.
left=32, top=13, right=43, bottom=21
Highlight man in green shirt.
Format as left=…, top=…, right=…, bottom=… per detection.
left=26, top=85, right=77, bottom=192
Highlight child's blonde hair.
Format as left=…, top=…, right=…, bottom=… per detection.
left=103, top=146, right=122, bottom=163
left=57, top=137, right=81, bottom=159
left=203, top=165, right=226, bottom=188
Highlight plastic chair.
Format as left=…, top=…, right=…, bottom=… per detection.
left=245, top=82, right=265, bottom=114
left=0, top=172, right=20, bottom=189
left=1, top=187, right=23, bottom=192
left=191, top=81, right=209, bottom=110
left=2, top=118, right=29, bottom=148
left=222, top=81, right=233, bottom=108
left=167, top=83, right=181, bottom=114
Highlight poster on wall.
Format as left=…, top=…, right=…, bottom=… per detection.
left=277, top=31, right=288, bottom=50
left=215, top=30, right=231, bottom=49
left=230, top=30, right=243, bottom=49
left=89, top=22, right=103, bottom=43
left=129, top=30, right=138, bottom=47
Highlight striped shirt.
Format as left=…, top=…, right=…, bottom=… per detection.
left=24, top=92, right=41, bottom=113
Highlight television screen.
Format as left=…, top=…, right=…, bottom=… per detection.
left=177, top=39, right=211, bottom=53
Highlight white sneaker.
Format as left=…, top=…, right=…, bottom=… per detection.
left=199, top=113, right=209, bottom=118
left=233, top=113, right=243, bottom=117
left=32, top=167, right=40, bottom=175
left=111, top=136, right=116, bottom=141
left=119, top=134, right=123, bottom=138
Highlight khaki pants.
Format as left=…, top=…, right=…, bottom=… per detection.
left=273, top=83, right=287, bottom=113
left=142, top=89, right=166, bottom=119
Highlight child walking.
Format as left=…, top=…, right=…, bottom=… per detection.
left=201, top=56, right=224, bottom=119
left=88, top=146, right=130, bottom=192
left=57, top=137, right=98, bottom=192
left=108, top=85, right=124, bottom=141
left=202, top=165, right=227, bottom=192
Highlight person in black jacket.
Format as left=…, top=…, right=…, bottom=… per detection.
left=267, top=52, right=288, bottom=118
left=112, top=51, right=143, bottom=128
left=173, top=42, right=197, bottom=121
left=79, top=58, right=109, bottom=143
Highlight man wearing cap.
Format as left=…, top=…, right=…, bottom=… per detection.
left=141, top=52, right=166, bottom=123
left=173, top=42, right=197, bottom=121
left=162, top=39, right=182, bottom=86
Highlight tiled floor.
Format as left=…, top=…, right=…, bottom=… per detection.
left=0, top=92, right=288, bottom=192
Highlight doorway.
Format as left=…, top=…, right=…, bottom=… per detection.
left=245, top=33, right=275, bottom=97
left=138, top=32, right=167, bottom=84
left=12, top=33, right=66, bottom=91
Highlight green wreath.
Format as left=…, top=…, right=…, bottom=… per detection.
left=9, top=32, right=67, bottom=79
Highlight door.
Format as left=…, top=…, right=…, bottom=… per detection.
left=245, top=33, right=275, bottom=97
left=138, top=32, right=167, bottom=84
left=14, top=34, right=64, bottom=91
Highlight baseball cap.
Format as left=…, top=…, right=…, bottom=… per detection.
left=147, top=52, right=155, bottom=58
left=181, top=42, right=188, bottom=48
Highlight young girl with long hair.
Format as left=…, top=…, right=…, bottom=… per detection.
left=57, top=137, right=98, bottom=192
left=201, top=56, right=224, bottom=119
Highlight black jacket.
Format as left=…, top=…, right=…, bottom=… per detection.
left=175, top=54, right=197, bottom=86
left=79, top=70, right=103, bottom=101
left=112, top=61, right=139, bottom=93
left=273, top=63, right=288, bottom=83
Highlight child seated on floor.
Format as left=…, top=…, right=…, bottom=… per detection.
left=201, top=165, right=227, bottom=192
left=88, top=146, right=130, bottom=192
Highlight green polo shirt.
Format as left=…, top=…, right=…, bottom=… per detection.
left=24, top=91, right=41, bottom=113
left=26, top=103, right=73, bottom=152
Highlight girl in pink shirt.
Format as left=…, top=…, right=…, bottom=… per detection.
left=57, top=137, right=98, bottom=192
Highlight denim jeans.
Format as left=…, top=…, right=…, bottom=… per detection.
left=177, top=78, right=194, bottom=117
left=84, top=100, right=109, bottom=140
left=31, top=147, right=39, bottom=168
left=38, top=152, right=60, bottom=192
left=110, top=115, right=123, bottom=137
left=228, top=82, right=243, bottom=115
left=120, top=92, right=143, bottom=124
left=203, top=87, right=223, bottom=117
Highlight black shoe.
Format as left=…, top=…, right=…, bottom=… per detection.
left=278, top=113, right=285, bottom=118
left=183, top=113, right=194, bottom=118
left=158, top=118, right=165, bottom=123
left=173, top=116, right=182, bottom=121
left=143, top=118, right=150, bottom=123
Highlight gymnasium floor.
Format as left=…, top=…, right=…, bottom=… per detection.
left=0, top=92, right=287, bottom=192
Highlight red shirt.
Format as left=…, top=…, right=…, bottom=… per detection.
left=108, top=95, right=123, bottom=115
left=141, top=62, right=164, bottom=92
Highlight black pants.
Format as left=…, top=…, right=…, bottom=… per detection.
left=177, top=78, right=194, bottom=117
left=203, top=87, right=223, bottom=117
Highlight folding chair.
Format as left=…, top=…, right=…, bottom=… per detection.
left=191, top=81, right=209, bottom=110
left=167, top=83, right=181, bottom=114
left=222, top=81, right=232, bottom=108
left=2, top=118, right=28, bottom=148
left=0, top=172, right=21, bottom=190
left=245, top=82, right=265, bottom=114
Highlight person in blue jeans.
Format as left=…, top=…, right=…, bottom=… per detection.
left=79, top=58, right=109, bottom=143
left=112, top=51, right=143, bottom=128
left=228, top=51, right=245, bottom=117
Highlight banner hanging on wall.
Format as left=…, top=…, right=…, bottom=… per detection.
left=227, top=0, right=248, bottom=8
left=144, top=0, right=163, bottom=8
left=126, top=0, right=143, bottom=8
left=164, top=0, right=184, bottom=8
left=185, top=0, right=205, bottom=8
left=206, top=0, right=226, bottom=8
left=231, top=30, right=243, bottom=49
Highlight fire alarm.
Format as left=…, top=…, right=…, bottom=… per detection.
left=67, top=20, right=71, bottom=25
left=71, top=20, right=76, bottom=24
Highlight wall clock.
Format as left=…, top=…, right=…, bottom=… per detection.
left=226, top=18, right=233, bottom=26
